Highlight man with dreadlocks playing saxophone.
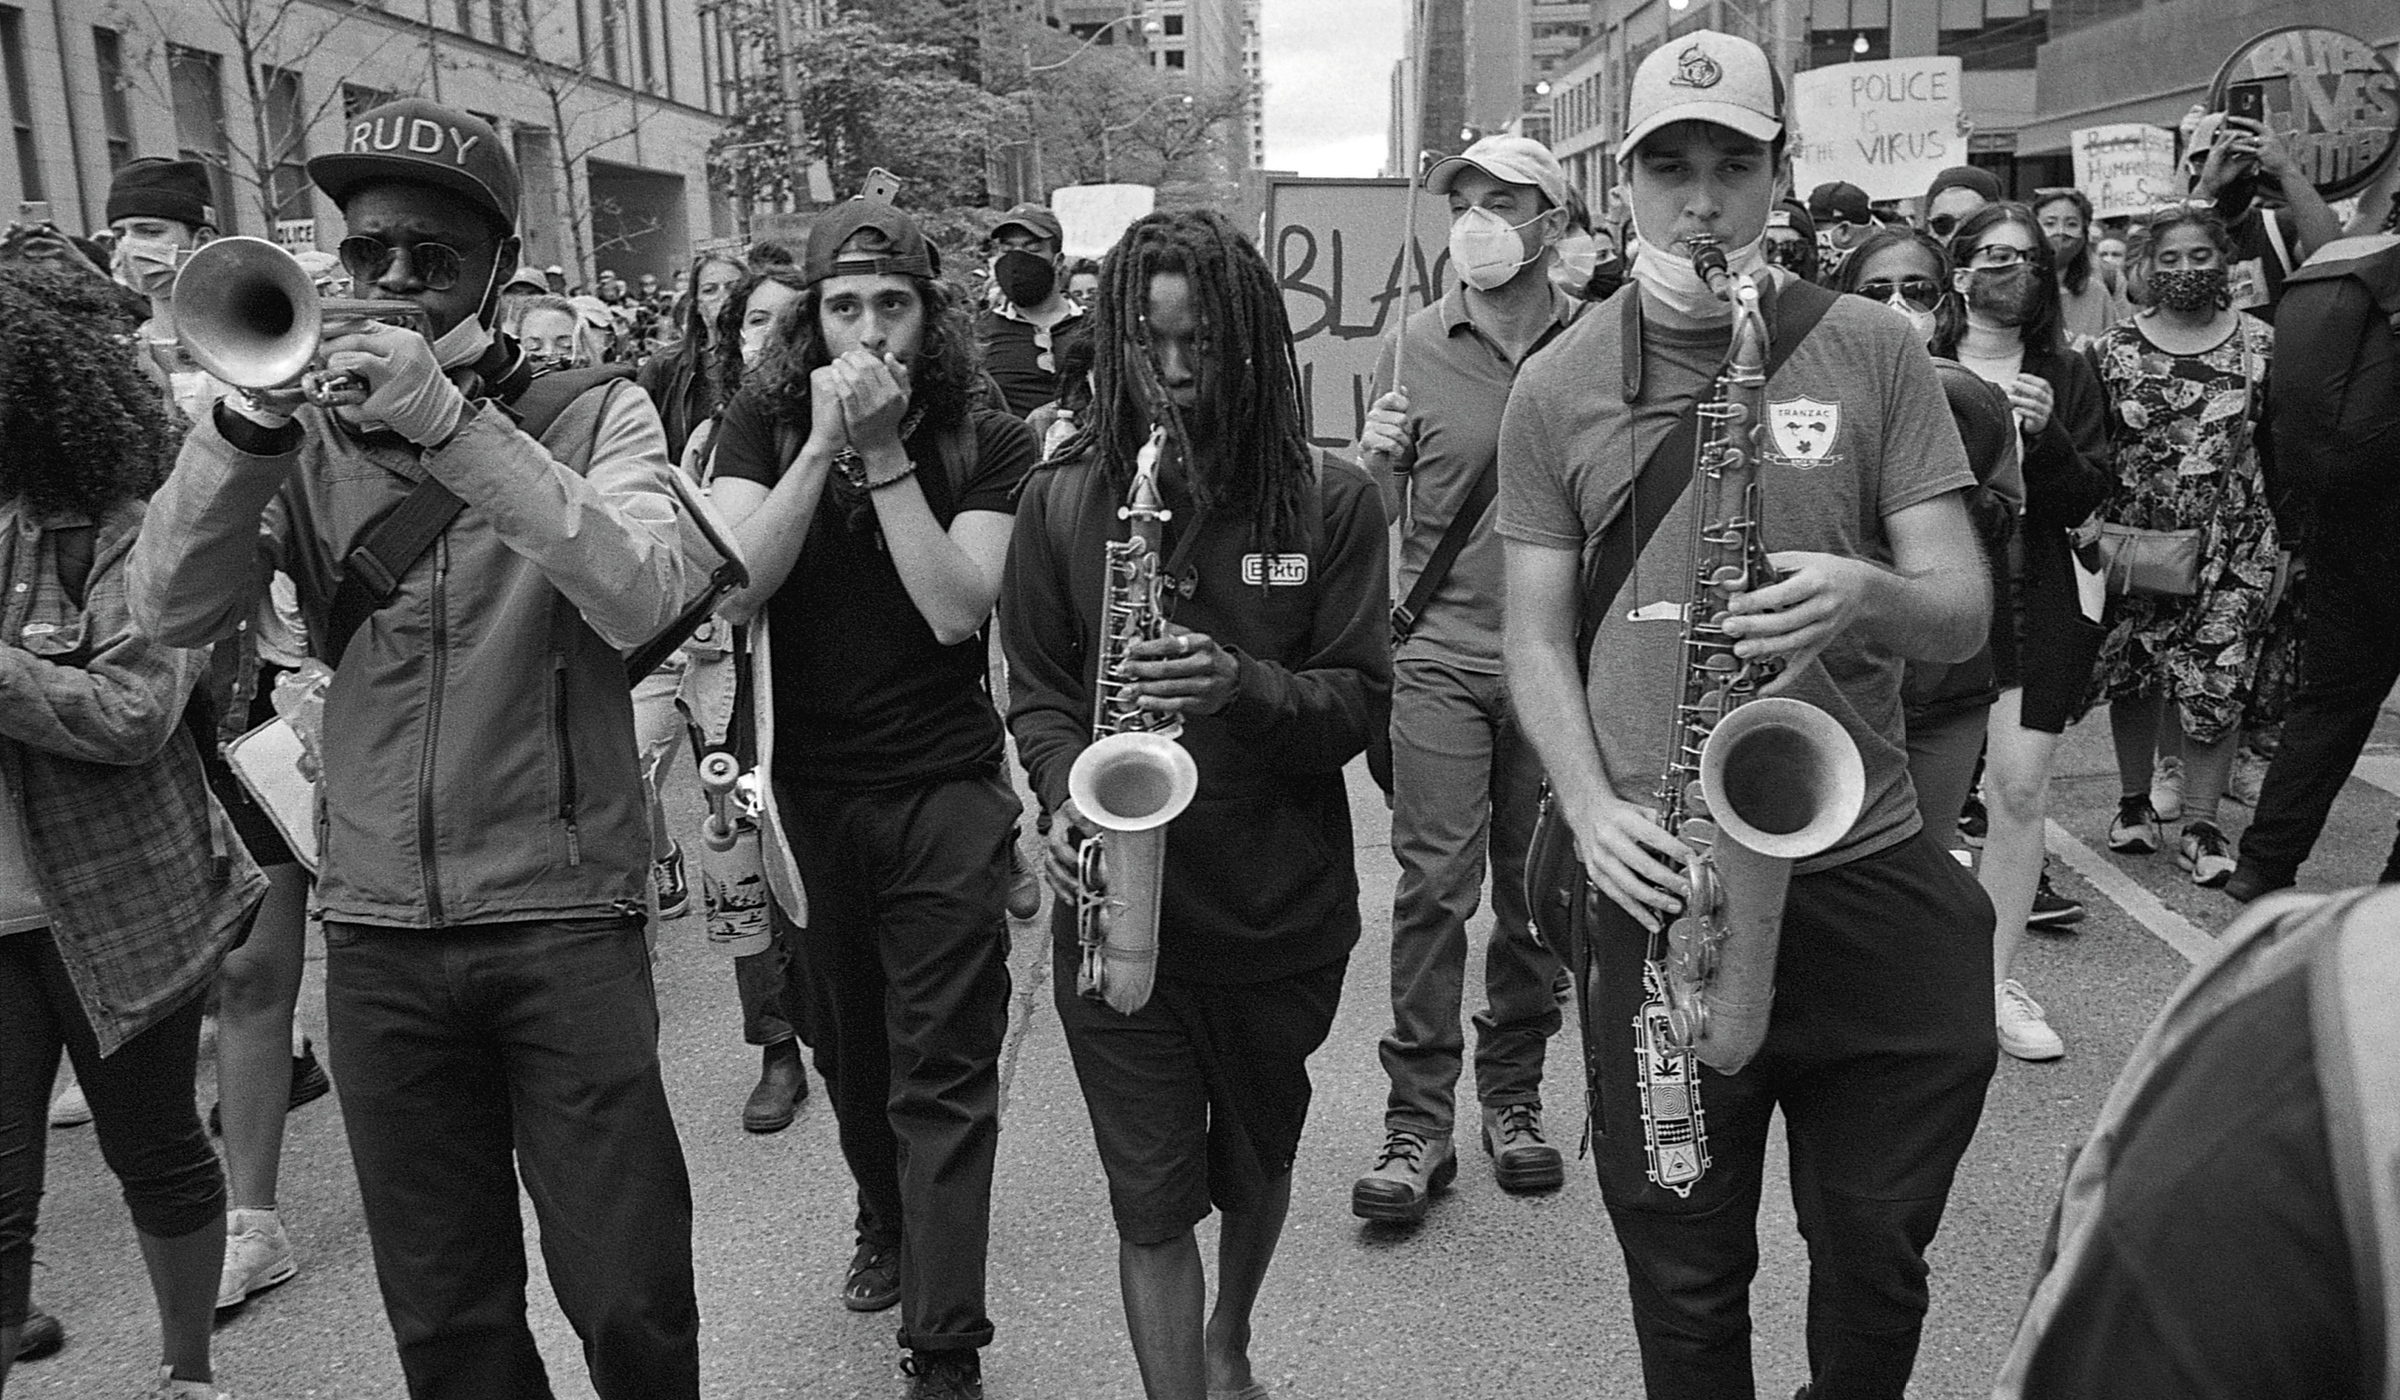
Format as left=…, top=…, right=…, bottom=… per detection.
left=1002, top=209, right=1390, bottom=1400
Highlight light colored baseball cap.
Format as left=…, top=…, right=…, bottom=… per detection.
left=1425, top=135, right=1570, bottom=210
left=1618, top=30, right=1784, bottom=160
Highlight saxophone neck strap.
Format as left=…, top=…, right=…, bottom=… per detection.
left=1578, top=276, right=1838, bottom=677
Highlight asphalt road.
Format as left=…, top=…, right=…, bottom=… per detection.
left=17, top=700, right=2400, bottom=1400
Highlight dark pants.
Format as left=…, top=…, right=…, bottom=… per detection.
left=1380, top=660, right=1560, bottom=1138
left=324, top=916, right=700, bottom=1400
left=735, top=920, right=797, bottom=1047
left=0, top=929, right=222, bottom=1328
left=1570, top=832, right=1997, bottom=1400
left=2237, top=550, right=2400, bottom=886
left=777, top=772, right=1016, bottom=1354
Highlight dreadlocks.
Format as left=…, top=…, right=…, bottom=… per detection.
left=1076, top=209, right=1314, bottom=554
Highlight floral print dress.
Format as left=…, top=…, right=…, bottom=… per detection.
left=2088, top=314, right=2277, bottom=744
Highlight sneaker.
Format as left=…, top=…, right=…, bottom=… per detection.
left=1350, top=1129, right=1457, bottom=1223
left=47, top=1081, right=90, bottom=1128
left=2108, top=796, right=2161, bottom=855
left=653, top=842, right=690, bottom=920
left=742, top=1040, right=808, bottom=1134
left=2226, top=748, right=2268, bottom=807
left=2026, top=868, right=2086, bottom=930
left=1995, top=980, right=2065, bottom=1062
left=2148, top=755, right=2185, bottom=823
left=155, top=1366, right=231, bottom=1399
left=12, top=1307, right=62, bottom=1361
left=901, top=1349, right=984, bottom=1400
left=215, top=1209, right=297, bottom=1309
left=2178, top=821, right=2237, bottom=888
left=209, top=1041, right=333, bottom=1135
left=1005, top=832, right=1042, bottom=922
left=1957, top=793, right=1988, bottom=847
left=842, top=1242, right=900, bottom=1313
left=1480, top=1103, right=1565, bottom=1193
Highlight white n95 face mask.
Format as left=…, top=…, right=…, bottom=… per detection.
left=1449, top=206, right=1551, bottom=292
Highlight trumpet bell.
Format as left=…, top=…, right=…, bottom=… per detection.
left=173, top=237, right=323, bottom=391
left=1698, top=696, right=1866, bottom=862
left=1068, top=730, right=1198, bottom=833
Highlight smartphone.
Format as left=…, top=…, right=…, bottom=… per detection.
left=2226, top=81, right=2267, bottom=124
left=15, top=200, right=48, bottom=225
left=861, top=167, right=902, bottom=205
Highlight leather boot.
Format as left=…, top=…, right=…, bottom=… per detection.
left=743, top=1039, right=808, bottom=1133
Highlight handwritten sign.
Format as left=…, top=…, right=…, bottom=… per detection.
left=1265, top=176, right=1453, bottom=447
left=1790, top=57, right=1965, bottom=202
left=1050, top=183, right=1157, bottom=260
left=2208, top=26, right=2400, bottom=201
left=2071, top=125, right=2179, bottom=218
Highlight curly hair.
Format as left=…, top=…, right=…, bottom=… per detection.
left=2128, top=204, right=2234, bottom=268
left=1062, top=209, right=1314, bottom=554
left=0, top=262, right=173, bottom=515
left=749, top=270, right=979, bottom=440
left=708, top=263, right=808, bottom=401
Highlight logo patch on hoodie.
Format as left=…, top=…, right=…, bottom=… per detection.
left=1241, top=553, right=1310, bottom=586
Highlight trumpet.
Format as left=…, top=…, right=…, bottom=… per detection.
left=173, top=236, right=426, bottom=406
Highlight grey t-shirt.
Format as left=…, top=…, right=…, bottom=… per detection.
left=1497, top=284, right=1975, bottom=871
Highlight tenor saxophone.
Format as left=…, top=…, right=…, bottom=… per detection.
left=1067, top=427, right=1199, bottom=1015
left=1633, top=241, right=1867, bottom=1197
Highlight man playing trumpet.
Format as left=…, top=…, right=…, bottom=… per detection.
left=1002, top=209, right=1389, bottom=1400
left=129, top=99, right=708, bottom=1399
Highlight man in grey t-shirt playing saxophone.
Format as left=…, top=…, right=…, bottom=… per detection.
left=1498, top=31, right=1997, bottom=1400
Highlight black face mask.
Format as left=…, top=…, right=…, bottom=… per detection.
left=1965, top=264, right=2040, bottom=327
left=993, top=249, right=1057, bottom=307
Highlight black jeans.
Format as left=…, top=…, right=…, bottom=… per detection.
left=1570, top=832, right=1997, bottom=1400
left=323, top=916, right=700, bottom=1400
left=2238, top=549, right=2400, bottom=885
left=0, top=929, right=222, bottom=1328
left=777, top=771, right=1016, bottom=1354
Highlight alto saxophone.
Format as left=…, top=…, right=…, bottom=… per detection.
left=1633, top=241, right=1867, bottom=1197
left=1067, top=427, right=1199, bottom=1015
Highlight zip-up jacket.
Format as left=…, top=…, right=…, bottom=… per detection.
left=129, top=383, right=701, bottom=929
left=1003, top=451, right=1391, bottom=984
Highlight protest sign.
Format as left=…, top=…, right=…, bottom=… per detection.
left=1050, top=183, right=1157, bottom=259
left=2071, top=125, right=2179, bottom=218
left=1791, top=57, right=1965, bottom=202
left=1264, top=176, right=1452, bottom=447
left=273, top=219, right=319, bottom=255
left=2208, top=26, right=2399, bottom=201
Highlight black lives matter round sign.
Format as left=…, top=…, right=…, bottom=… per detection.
left=2208, top=27, right=2399, bottom=201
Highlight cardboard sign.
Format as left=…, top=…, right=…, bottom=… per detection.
left=1791, top=57, right=1965, bottom=202
left=2071, top=125, right=2180, bottom=218
left=2208, top=26, right=2400, bottom=201
left=1264, top=176, right=1453, bottom=447
left=1050, top=183, right=1157, bottom=260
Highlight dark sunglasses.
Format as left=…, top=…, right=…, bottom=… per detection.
left=1857, top=277, right=1944, bottom=312
left=1927, top=213, right=1961, bottom=239
left=338, top=235, right=467, bottom=292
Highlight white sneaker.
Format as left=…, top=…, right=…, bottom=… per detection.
left=48, top=1081, right=90, bottom=1128
left=216, top=1209, right=297, bottom=1309
left=156, top=1366, right=231, bottom=1399
left=2149, top=755, right=2185, bottom=823
left=1996, top=980, right=2065, bottom=1062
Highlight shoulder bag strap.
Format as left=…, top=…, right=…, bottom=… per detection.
left=322, top=477, right=466, bottom=668
left=1572, top=278, right=1836, bottom=677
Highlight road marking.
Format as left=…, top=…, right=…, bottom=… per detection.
left=2351, top=754, right=2400, bottom=802
left=2045, top=819, right=2217, bottom=965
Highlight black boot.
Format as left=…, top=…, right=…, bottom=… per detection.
left=742, top=1039, right=808, bottom=1133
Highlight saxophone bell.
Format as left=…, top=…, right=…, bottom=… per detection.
left=1068, top=730, right=1198, bottom=1015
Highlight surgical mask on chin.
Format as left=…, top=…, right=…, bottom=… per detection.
left=1629, top=230, right=1767, bottom=322
left=1450, top=206, right=1550, bottom=292
left=430, top=258, right=505, bottom=370
left=113, top=236, right=182, bottom=300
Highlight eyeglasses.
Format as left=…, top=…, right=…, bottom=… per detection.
left=1927, top=214, right=1961, bottom=239
left=1965, top=244, right=2031, bottom=269
left=1856, top=277, right=1944, bottom=312
left=338, top=235, right=467, bottom=292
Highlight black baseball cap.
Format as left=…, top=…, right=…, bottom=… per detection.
left=1806, top=181, right=1870, bottom=227
left=802, top=200, right=941, bottom=286
left=989, top=203, right=1063, bottom=246
left=308, top=99, right=518, bottom=234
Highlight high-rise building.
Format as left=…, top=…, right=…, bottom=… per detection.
left=1389, top=0, right=1591, bottom=172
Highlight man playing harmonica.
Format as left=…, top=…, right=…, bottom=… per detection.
left=129, top=99, right=706, bottom=1399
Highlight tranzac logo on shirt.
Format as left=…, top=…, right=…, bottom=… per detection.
left=1241, top=553, right=1310, bottom=586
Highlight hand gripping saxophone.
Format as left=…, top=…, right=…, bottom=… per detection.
left=1634, top=240, right=1867, bottom=1197
left=1068, top=426, right=1199, bottom=1014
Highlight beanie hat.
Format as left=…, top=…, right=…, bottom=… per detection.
left=105, top=158, right=215, bottom=231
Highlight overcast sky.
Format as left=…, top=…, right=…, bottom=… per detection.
left=1261, top=0, right=1405, bottom=176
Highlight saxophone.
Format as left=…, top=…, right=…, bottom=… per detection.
left=1632, top=241, right=1868, bottom=1197
left=1067, top=426, right=1199, bottom=1015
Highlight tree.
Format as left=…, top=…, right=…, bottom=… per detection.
left=707, top=7, right=1011, bottom=216
left=1027, top=51, right=1248, bottom=191
left=105, top=0, right=409, bottom=234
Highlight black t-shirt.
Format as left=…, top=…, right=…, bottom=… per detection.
left=712, top=394, right=1037, bottom=788
left=974, top=306, right=1091, bottom=418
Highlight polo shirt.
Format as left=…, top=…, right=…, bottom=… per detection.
left=975, top=299, right=1090, bottom=418
left=1497, top=278, right=1974, bottom=872
left=1372, top=283, right=1581, bottom=673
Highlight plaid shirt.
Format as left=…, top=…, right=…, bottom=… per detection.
left=0, top=498, right=264, bottom=1055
